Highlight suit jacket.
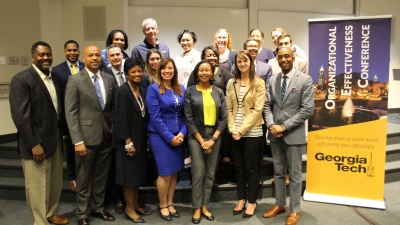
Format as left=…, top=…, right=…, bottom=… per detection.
left=113, top=83, right=149, bottom=153
left=9, top=66, right=66, bottom=159
left=52, top=60, right=84, bottom=91
left=184, top=85, right=227, bottom=137
left=65, top=68, right=117, bottom=146
left=256, top=60, right=272, bottom=85
left=264, top=69, right=314, bottom=145
left=146, top=83, right=187, bottom=144
left=226, top=76, right=265, bottom=135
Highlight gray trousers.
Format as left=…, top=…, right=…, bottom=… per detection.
left=75, top=142, right=112, bottom=219
left=188, top=127, right=221, bottom=208
left=270, top=139, right=303, bottom=212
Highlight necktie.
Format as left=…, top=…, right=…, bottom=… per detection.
left=281, top=75, right=288, bottom=101
left=93, top=75, right=105, bottom=109
left=117, top=71, right=125, bottom=87
left=71, top=64, right=77, bottom=75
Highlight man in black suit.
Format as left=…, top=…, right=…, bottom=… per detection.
left=52, top=40, right=84, bottom=192
left=65, top=45, right=118, bottom=225
left=9, top=41, right=69, bottom=225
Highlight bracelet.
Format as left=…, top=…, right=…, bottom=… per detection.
left=125, top=142, right=134, bottom=151
left=211, top=136, right=217, bottom=141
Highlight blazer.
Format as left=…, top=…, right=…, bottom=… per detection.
left=113, top=83, right=149, bottom=153
left=65, top=68, right=118, bottom=146
left=226, top=76, right=265, bottom=135
left=9, top=66, right=66, bottom=159
left=146, top=83, right=187, bottom=144
left=184, top=85, right=227, bottom=137
left=256, top=60, right=272, bottom=85
left=52, top=60, right=84, bottom=91
left=263, top=69, right=314, bottom=145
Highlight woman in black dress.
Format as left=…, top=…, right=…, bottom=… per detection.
left=114, top=58, right=150, bottom=223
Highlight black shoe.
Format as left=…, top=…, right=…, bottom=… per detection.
left=167, top=205, right=180, bottom=218
left=242, top=202, right=257, bottom=218
left=192, top=216, right=201, bottom=224
left=124, top=211, right=146, bottom=223
left=91, top=211, right=115, bottom=221
left=201, top=212, right=214, bottom=221
left=136, top=209, right=152, bottom=215
left=233, top=202, right=246, bottom=215
left=158, top=206, right=172, bottom=221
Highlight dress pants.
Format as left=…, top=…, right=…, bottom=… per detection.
left=270, top=138, right=303, bottom=212
left=75, top=142, right=112, bottom=219
left=231, top=136, right=262, bottom=203
left=188, top=127, right=221, bottom=208
left=22, top=141, right=63, bottom=225
left=64, top=138, right=75, bottom=181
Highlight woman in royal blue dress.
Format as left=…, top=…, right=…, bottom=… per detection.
left=146, top=58, right=187, bottom=222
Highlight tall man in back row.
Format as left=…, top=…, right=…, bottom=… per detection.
left=65, top=45, right=118, bottom=225
left=131, top=18, right=170, bottom=66
left=263, top=47, right=314, bottom=225
left=9, top=41, right=69, bottom=225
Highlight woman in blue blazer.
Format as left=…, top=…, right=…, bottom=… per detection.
left=146, top=58, right=187, bottom=222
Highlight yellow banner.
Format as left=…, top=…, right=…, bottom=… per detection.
left=306, top=118, right=387, bottom=200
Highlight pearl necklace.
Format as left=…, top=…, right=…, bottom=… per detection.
left=128, top=82, right=145, bottom=117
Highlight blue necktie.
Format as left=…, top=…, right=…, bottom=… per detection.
left=93, top=75, right=105, bottom=109
left=281, top=75, right=288, bottom=101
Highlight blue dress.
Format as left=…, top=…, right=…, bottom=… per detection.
left=146, top=83, right=187, bottom=176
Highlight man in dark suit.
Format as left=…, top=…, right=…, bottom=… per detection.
left=243, top=37, right=272, bottom=85
left=9, top=41, right=69, bottom=225
left=65, top=45, right=118, bottom=225
left=262, top=47, right=314, bottom=225
left=52, top=40, right=84, bottom=192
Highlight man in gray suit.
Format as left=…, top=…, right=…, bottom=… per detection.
left=262, top=47, right=314, bottom=225
left=65, top=45, right=118, bottom=225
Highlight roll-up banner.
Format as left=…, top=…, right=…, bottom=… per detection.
left=304, top=15, right=391, bottom=209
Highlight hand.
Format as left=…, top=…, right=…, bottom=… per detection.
left=177, top=132, right=185, bottom=141
left=32, top=145, right=45, bottom=162
left=201, top=140, right=215, bottom=150
left=126, top=146, right=136, bottom=158
left=204, top=146, right=213, bottom=155
left=170, top=136, right=183, bottom=146
left=75, top=143, right=87, bottom=157
left=269, top=125, right=284, bottom=136
left=62, top=138, right=67, bottom=151
left=232, top=131, right=242, bottom=140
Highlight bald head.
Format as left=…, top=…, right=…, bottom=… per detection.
left=277, top=47, right=295, bottom=74
left=83, top=45, right=101, bottom=73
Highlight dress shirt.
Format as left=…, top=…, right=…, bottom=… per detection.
left=111, top=67, right=126, bottom=87
left=86, top=69, right=106, bottom=104
left=33, top=64, right=58, bottom=114
left=281, top=68, right=295, bottom=88
left=67, top=60, right=81, bottom=75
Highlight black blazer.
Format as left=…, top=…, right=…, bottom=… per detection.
left=184, top=85, right=227, bottom=137
left=9, top=66, right=66, bottom=159
left=52, top=60, right=84, bottom=91
left=113, top=83, right=149, bottom=152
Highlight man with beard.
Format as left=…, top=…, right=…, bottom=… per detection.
left=52, top=40, right=84, bottom=192
left=9, top=41, right=69, bottom=225
left=65, top=45, right=118, bottom=225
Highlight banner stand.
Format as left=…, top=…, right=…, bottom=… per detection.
left=304, top=190, right=387, bottom=209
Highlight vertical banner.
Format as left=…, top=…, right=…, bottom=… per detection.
left=304, top=16, right=391, bottom=209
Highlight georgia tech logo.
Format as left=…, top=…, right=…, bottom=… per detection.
left=315, top=152, right=374, bottom=177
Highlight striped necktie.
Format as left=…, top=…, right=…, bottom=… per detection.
left=281, top=75, right=288, bottom=101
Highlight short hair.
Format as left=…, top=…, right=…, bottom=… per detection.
left=192, top=60, right=216, bottom=84
left=213, top=28, right=234, bottom=50
left=271, top=27, right=287, bottom=36
left=105, top=29, right=129, bottom=50
left=64, top=40, right=79, bottom=49
left=142, top=18, right=158, bottom=29
left=243, top=37, right=260, bottom=49
left=124, top=58, right=143, bottom=75
left=201, top=45, right=219, bottom=62
left=278, top=33, right=293, bottom=43
left=106, top=43, right=121, bottom=53
left=31, top=41, right=51, bottom=54
left=249, top=29, right=264, bottom=39
left=177, top=29, right=197, bottom=43
left=157, top=58, right=182, bottom=96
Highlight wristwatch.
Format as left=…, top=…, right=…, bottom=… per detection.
left=211, top=136, right=217, bottom=141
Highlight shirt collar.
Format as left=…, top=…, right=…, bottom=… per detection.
left=85, top=68, right=101, bottom=79
left=111, top=66, right=122, bottom=75
left=33, top=64, right=51, bottom=80
left=283, top=68, right=295, bottom=79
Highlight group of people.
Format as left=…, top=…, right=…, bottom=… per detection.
left=9, top=17, right=314, bottom=225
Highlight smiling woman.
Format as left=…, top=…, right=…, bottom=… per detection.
left=175, top=29, right=201, bottom=88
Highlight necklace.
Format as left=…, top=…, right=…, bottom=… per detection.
left=128, top=82, right=145, bottom=117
